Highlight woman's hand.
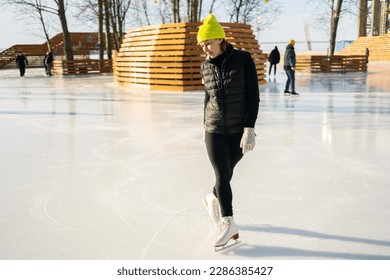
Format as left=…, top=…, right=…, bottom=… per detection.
left=240, top=127, right=256, bottom=154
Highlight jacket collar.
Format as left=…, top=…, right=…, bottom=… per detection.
left=206, top=42, right=234, bottom=63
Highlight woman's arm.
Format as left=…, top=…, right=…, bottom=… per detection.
left=244, top=53, right=260, bottom=128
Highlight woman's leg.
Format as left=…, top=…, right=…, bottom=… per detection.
left=205, top=132, right=243, bottom=217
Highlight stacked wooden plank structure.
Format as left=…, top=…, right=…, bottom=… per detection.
left=113, top=22, right=267, bottom=92
left=338, top=33, right=390, bottom=61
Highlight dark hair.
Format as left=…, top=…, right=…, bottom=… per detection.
left=220, top=39, right=227, bottom=52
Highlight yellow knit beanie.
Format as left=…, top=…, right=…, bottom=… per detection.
left=289, top=39, right=296, bottom=46
left=197, top=14, right=226, bottom=44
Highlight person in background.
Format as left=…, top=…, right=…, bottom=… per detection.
left=43, top=52, right=48, bottom=74
left=44, top=52, right=54, bottom=76
left=197, top=14, right=260, bottom=248
left=365, top=47, right=369, bottom=64
left=283, top=39, right=299, bottom=95
left=268, top=46, right=280, bottom=76
left=15, top=53, right=28, bottom=78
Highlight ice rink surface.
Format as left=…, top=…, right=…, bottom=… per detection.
left=1, top=64, right=389, bottom=260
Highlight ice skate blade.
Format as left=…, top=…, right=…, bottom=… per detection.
left=214, top=239, right=241, bottom=252
left=214, top=233, right=239, bottom=248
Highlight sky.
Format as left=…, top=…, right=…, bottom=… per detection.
left=0, top=0, right=359, bottom=52
left=258, top=0, right=358, bottom=52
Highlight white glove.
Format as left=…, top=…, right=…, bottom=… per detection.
left=240, top=127, right=256, bottom=154
left=291, top=67, right=295, bottom=71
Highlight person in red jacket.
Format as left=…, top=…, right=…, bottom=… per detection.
left=198, top=14, right=260, bottom=248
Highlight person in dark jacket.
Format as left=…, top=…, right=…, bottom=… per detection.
left=15, top=53, right=28, bottom=78
left=268, top=46, right=280, bottom=76
left=44, top=52, right=54, bottom=76
left=197, top=14, right=260, bottom=248
left=283, top=39, right=299, bottom=95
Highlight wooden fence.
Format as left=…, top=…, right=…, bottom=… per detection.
left=113, top=22, right=267, bottom=92
left=295, top=55, right=367, bottom=73
left=0, top=33, right=103, bottom=69
left=53, top=59, right=112, bottom=75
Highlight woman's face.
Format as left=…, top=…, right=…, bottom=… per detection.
left=199, top=39, right=222, bottom=58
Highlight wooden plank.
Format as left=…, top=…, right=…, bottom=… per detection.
left=114, top=61, right=201, bottom=68
left=117, top=50, right=203, bottom=56
left=121, top=41, right=198, bottom=48
left=114, top=76, right=201, bottom=86
left=114, top=22, right=266, bottom=91
left=116, top=55, right=204, bottom=62
left=115, top=66, right=201, bottom=74
left=121, top=72, right=202, bottom=79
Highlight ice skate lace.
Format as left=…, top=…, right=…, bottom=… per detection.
left=218, top=220, right=229, bottom=233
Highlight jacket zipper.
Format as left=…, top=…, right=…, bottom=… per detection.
left=219, top=60, right=228, bottom=133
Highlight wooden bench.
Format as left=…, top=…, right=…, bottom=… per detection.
left=53, top=59, right=112, bottom=75
left=295, top=55, right=367, bottom=73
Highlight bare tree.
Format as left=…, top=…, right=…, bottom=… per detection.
left=358, top=0, right=368, bottom=36
left=75, top=0, right=112, bottom=59
left=25, top=0, right=54, bottom=51
left=4, top=0, right=57, bottom=52
left=4, top=0, right=74, bottom=60
left=198, top=0, right=203, bottom=19
left=55, top=0, right=73, bottom=60
left=75, top=0, right=132, bottom=54
left=155, top=0, right=172, bottom=23
left=224, top=0, right=280, bottom=32
left=207, top=0, right=217, bottom=14
left=186, top=0, right=201, bottom=22
left=132, top=0, right=152, bottom=25
left=172, top=0, right=180, bottom=22
left=107, top=0, right=132, bottom=51
left=154, top=0, right=201, bottom=23
left=329, top=0, right=343, bottom=56
left=98, top=0, right=104, bottom=59
left=104, top=0, right=113, bottom=57
left=306, top=0, right=358, bottom=56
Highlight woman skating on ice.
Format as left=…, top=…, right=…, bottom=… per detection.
left=197, top=14, right=260, bottom=248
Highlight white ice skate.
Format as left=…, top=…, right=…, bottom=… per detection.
left=202, top=193, right=221, bottom=226
left=213, top=216, right=239, bottom=248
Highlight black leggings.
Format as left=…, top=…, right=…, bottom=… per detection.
left=269, top=63, right=277, bottom=75
left=205, top=131, right=244, bottom=217
left=19, top=67, right=26, bottom=77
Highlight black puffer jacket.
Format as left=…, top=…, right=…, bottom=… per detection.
left=268, top=47, right=280, bottom=64
left=201, top=43, right=260, bottom=134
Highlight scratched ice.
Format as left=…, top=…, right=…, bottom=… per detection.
left=1, top=63, right=389, bottom=260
